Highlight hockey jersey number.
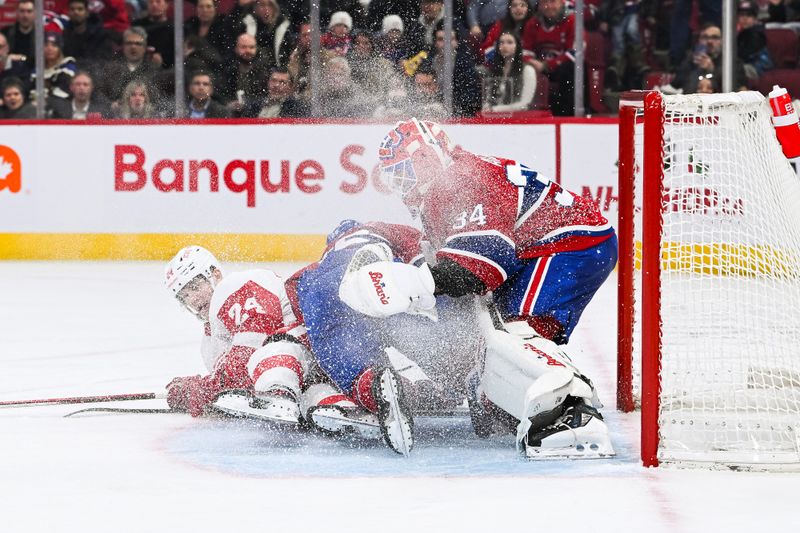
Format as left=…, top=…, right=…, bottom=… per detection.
left=218, top=280, right=284, bottom=334
left=452, top=204, right=487, bottom=229
left=228, top=297, right=268, bottom=326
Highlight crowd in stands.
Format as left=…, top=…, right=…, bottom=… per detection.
left=1, top=0, right=800, bottom=120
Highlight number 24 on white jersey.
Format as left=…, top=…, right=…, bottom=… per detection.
left=227, top=297, right=267, bottom=326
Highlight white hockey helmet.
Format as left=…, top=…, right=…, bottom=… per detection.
left=164, top=245, right=222, bottom=297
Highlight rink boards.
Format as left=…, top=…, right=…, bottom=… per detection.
left=0, top=120, right=620, bottom=260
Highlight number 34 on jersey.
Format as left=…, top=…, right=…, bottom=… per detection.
left=452, top=203, right=487, bottom=229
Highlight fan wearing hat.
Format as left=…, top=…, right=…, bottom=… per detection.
left=33, top=32, right=77, bottom=101
left=321, top=11, right=354, bottom=56
left=737, top=1, right=772, bottom=79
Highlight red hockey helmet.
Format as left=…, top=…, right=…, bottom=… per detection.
left=378, top=118, right=453, bottom=215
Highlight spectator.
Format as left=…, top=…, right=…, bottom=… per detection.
left=252, top=0, right=295, bottom=67
left=48, top=71, right=112, bottom=118
left=670, top=0, right=722, bottom=68
left=522, top=0, right=580, bottom=116
left=0, top=33, right=31, bottom=95
left=767, top=0, right=800, bottom=22
left=737, top=1, right=772, bottom=81
left=481, top=0, right=535, bottom=57
left=183, top=34, right=223, bottom=82
left=408, top=63, right=448, bottom=120
left=0, top=77, right=36, bottom=119
left=322, top=11, right=353, bottom=57
left=696, top=72, right=717, bottom=94
left=184, top=0, right=230, bottom=60
left=419, top=0, right=446, bottom=47
left=287, top=22, right=335, bottom=94
left=221, top=0, right=254, bottom=51
left=52, top=0, right=131, bottom=38
left=599, top=0, right=654, bottom=92
left=241, top=66, right=294, bottom=117
left=318, top=56, right=375, bottom=118
left=185, top=71, right=230, bottom=118
left=671, top=23, right=747, bottom=94
left=287, top=0, right=367, bottom=30
left=347, top=30, right=403, bottom=94
left=132, top=0, right=174, bottom=67
left=469, top=0, right=536, bottom=40
left=217, top=33, right=273, bottom=108
left=366, top=0, right=421, bottom=33
left=114, top=79, right=157, bottom=118
left=1, top=0, right=35, bottom=62
left=99, top=26, right=161, bottom=102
left=37, top=32, right=78, bottom=101
left=482, top=30, right=536, bottom=112
left=62, top=0, right=114, bottom=68
left=429, top=23, right=482, bottom=117
left=374, top=15, right=417, bottom=66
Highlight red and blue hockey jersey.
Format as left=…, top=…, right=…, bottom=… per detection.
left=421, top=149, right=613, bottom=292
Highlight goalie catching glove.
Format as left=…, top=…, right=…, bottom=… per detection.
left=339, top=260, right=437, bottom=320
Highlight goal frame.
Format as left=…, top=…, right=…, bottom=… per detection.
left=617, top=90, right=668, bottom=468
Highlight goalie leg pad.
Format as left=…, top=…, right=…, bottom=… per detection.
left=477, top=330, right=601, bottom=447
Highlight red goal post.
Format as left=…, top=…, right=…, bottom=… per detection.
left=617, top=90, right=800, bottom=470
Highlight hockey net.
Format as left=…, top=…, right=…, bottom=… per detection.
left=617, top=91, right=800, bottom=469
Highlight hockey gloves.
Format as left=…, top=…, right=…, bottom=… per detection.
left=339, top=260, right=437, bottom=320
left=166, top=375, right=220, bottom=417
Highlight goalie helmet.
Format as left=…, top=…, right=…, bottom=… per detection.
left=378, top=118, right=453, bottom=215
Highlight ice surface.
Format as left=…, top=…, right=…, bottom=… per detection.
left=1, top=262, right=798, bottom=532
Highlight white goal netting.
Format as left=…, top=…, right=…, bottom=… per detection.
left=631, top=92, right=800, bottom=468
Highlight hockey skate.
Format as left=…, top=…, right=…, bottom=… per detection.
left=307, top=404, right=382, bottom=440
left=372, top=367, right=414, bottom=456
left=523, top=398, right=615, bottom=459
left=209, top=389, right=301, bottom=426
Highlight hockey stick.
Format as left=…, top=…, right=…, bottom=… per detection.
left=0, top=392, right=164, bottom=409
left=64, top=407, right=175, bottom=417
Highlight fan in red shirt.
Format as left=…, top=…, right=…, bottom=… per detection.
left=521, top=0, right=580, bottom=115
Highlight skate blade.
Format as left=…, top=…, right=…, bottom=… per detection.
left=311, top=407, right=382, bottom=440
left=379, top=371, right=413, bottom=457
left=525, top=441, right=616, bottom=460
left=210, top=392, right=300, bottom=426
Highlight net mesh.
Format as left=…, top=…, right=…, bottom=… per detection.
left=631, top=93, right=800, bottom=467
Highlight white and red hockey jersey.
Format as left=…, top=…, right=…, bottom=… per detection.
left=201, top=270, right=311, bottom=398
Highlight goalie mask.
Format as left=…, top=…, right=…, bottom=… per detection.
left=165, top=245, right=222, bottom=321
left=378, top=118, right=453, bottom=216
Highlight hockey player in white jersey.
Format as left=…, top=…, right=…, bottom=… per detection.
left=163, top=245, right=379, bottom=438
